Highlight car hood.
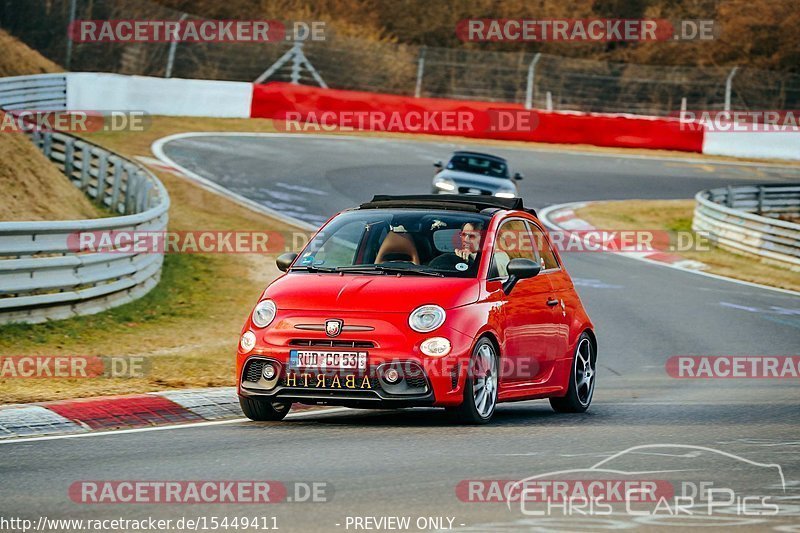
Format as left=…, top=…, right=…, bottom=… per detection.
left=437, top=169, right=515, bottom=189
left=265, top=273, right=480, bottom=313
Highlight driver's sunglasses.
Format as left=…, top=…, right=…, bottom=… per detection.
left=460, top=231, right=481, bottom=240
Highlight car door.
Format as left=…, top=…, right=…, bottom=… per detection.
left=527, top=220, right=571, bottom=363
left=490, top=219, right=560, bottom=386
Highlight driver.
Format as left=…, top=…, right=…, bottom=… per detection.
left=429, top=221, right=484, bottom=270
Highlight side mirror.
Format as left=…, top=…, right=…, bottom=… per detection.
left=502, top=258, right=540, bottom=294
left=513, top=172, right=524, bottom=181
left=276, top=252, right=298, bottom=272
left=433, top=160, right=443, bottom=170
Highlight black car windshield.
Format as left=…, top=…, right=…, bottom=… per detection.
left=447, top=155, right=509, bottom=178
left=293, top=209, right=492, bottom=278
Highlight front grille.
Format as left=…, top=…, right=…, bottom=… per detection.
left=404, top=375, right=428, bottom=389
left=244, top=359, right=266, bottom=382
left=458, top=186, right=492, bottom=195
left=289, top=339, right=375, bottom=348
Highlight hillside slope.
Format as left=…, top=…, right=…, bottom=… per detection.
left=0, top=31, right=103, bottom=221
left=0, top=125, right=106, bottom=221
left=0, top=28, right=62, bottom=77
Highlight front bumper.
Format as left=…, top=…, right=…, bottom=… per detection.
left=239, top=356, right=436, bottom=408
left=236, top=311, right=474, bottom=408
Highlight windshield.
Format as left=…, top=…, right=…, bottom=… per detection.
left=447, top=155, right=509, bottom=178
left=294, top=209, right=491, bottom=278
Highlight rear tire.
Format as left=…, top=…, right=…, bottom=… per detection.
left=239, top=396, right=292, bottom=421
left=550, top=333, right=595, bottom=413
left=447, top=338, right=498, bottom=424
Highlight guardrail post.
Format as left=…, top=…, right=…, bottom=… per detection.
left=110, top=158, right=124, bottom=212
left=42, top=132, right=53, bottom=159
left=125, top=172, right=140, bottom=214
left=726, top=185, right=733, bottom=208
left=80, top=144, right=92, bottom=191
left=121, top=165, right=134, bottom=214
left=64, top=137, right=75, bottom=181
left=138, top=180, right=154, bottom=212
left=96, top=152, right=108, bottom=205
left=757, top=185, right=765, bottom=215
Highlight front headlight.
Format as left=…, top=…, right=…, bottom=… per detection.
left=420, top=337, right=451, bottom=357
left=252, top=299, right=277, bottom=328
left=409, top=305, right=446, bottom=333
left=434, top=178, right=456, bottom=191
left=240, top=331, right=256, bottom=352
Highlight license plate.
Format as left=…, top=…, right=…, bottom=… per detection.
left=289, top=350, right=367, bottom=370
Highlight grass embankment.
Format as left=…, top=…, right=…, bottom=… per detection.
left=575, top=200, right=800, bottom=293
left=0, top=29, right=62, bottom=77
left=0, top=117, right=301, bottom=404
left=0, top=30, right=101, bottom=221
left=0, top=128, right=107, bottom=221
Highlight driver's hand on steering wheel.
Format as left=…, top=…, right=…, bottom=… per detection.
left=455, top=248, right=470, bottom=260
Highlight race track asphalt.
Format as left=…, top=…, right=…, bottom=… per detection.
left=2, top=134, right=798, bottom=531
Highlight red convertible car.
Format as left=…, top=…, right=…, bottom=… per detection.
left=237, top=195, right=596, bottom=424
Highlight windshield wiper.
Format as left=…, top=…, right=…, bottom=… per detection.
left=289, top=265, right=339, bottom=273
left=336, top=265, right=444, bottom=277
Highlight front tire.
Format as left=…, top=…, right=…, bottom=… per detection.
left=550, top=333, right=596, bottom=413
left=447, top=338, right=499, bottom=424
left=239, top=396, right=292, bottom=421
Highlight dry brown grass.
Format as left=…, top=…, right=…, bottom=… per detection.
left=0, top=29, right=62, bottom=77
left=0, top=122, right=106, bottom=221
left=575, top=200, right=800, bottom=293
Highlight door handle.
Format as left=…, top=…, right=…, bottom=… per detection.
left=546, top=298, right=559, bottom=307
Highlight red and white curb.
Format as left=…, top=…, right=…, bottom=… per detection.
left=0, top=387, right=314, bottom=440
left=135, top=155, right=185, bottom=177
left=540, top=201, right=708, bottom=270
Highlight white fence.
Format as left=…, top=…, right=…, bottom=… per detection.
left=693, top=184, right=800, bottom=271
left=0, top=75, right=170, bottom=324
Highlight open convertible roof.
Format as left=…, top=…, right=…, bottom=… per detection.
left=360, top=195, right=536, bottom=217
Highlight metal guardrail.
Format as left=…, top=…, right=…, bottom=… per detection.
left=693, top=184, right=800, bottom=271
left=0, top=75, right=170, bottom=324
left=0, top=73, right=67, bottom=111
